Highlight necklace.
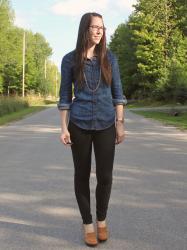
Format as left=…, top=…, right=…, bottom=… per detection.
left=83, top=67, right=101, bottom=93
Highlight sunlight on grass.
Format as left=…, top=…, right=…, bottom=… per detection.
left=132, top=110, right=187, bottom=130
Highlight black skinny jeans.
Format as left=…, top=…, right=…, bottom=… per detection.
left=68, top=121, right=116, bottom=224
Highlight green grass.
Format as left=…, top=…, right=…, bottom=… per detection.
left=0, top=105, right=49, bottom=126
left=131, top=110, right=187, bottom=131
left=0, top=95, right=57, bottom=126
left=127, top=99, right=186, bottom=108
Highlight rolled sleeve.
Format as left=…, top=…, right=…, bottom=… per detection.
left=57, top=53, right=73, bottom=111
left=111, top=52, right=127, bottom=106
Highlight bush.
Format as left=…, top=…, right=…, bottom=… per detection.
left=165, top=63, right=187, bottom=104
left=152, top=62, right=187, bottom=104
left=0, top=96, right=29, bottom=116
left=24, top=95, right=46, bottom=106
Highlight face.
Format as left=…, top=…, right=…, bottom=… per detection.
left=88, top=16, right=105, bottom=46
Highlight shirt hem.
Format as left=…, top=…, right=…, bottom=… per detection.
left=69, top=118, right=115, bottom=131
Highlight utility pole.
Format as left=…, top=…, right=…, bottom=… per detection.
left=22, top=31, right=25, bottom=97
left=55, top=69, right=58, bottom=99
left=44, top=59, right=47, bottom=79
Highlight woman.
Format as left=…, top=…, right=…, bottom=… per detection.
left=58, top=12, right=127, bottom=247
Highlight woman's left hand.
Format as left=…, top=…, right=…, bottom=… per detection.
left=115, top=121, right=125, bottom=144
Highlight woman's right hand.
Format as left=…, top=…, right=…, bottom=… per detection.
left=60, top=129, right=72, bottom=146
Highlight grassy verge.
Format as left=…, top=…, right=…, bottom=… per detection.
left=0, top=106, right=49, bottom=126
left=131, top=110, right=187, bottom=131
left=127, top=100, right=186, bottom=108
left=0, top=95, right=57, bottom=126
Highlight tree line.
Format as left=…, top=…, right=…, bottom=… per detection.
left=0, top=0, right=59, bottom=97
left=109, top=0, right=187, bottom=104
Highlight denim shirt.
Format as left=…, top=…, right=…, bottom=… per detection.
left=57, top=49, right=127, bottom=130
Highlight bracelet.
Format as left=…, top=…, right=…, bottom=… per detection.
left=116, top=118, right=124, bottom=123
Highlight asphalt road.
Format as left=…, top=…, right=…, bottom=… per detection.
left=0, top=107, right=187, bottom=250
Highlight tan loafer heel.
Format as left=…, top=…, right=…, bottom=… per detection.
left=97, top=223, right=109, bottom=242
left=84, top=231, right=98, bottom=247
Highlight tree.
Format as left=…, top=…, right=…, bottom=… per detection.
left=0, top=0, right=15, bottom=93
left=109, top=0, right=187, bottom=103
left=0, top=0, right=57, bottom=96
left=109, top=22, right=138, bottom=98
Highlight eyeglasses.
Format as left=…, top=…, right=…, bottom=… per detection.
left=89, top=25, right=106, bottom=32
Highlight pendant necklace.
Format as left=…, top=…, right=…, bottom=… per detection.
left=83, top=67, right=101, bottom=93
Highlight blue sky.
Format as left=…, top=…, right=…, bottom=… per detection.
left=12, top=0, right=137, bottom=69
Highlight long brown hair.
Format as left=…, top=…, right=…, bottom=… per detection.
left=73, top=12, right=112, bottom=88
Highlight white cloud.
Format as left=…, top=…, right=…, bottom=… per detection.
left=14, top=12, right=29, bottom=29
left=51, top=0, right=109, bottom=16
left=116, top=0, right=137, bottom=11
left=107, top=26, right=116, bottom=37
left=14, top=9, right=47, bottom=30
left=51, top=0, right=137, bottom=17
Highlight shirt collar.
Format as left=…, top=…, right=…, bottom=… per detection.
left=84, top=56, right=98, bottom=65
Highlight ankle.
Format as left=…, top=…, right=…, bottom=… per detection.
left=83, top=223, right=95, bottom=233
left=97, top=219, right=106, bottom=227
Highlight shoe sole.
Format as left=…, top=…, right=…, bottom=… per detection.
left=98, top=238, right=107, bottom=243
left=85, top=242, right=98, bottom=247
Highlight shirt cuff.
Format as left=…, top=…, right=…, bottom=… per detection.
left=57, top=102, right=71, bottom=110
left=113, top=97, right=128, bottom=106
